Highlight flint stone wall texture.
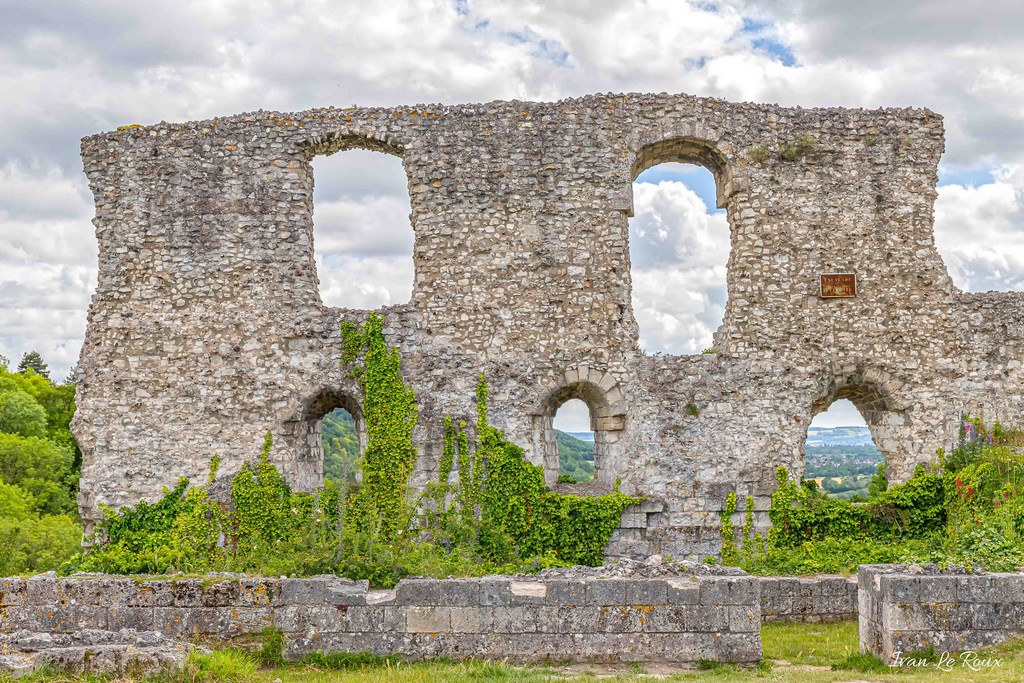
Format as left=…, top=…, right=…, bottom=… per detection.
left=859, top=565, right=1024, bottom=662
left=757, top=575, right=858, bottom=623
left=72, top=92, right=1024, bottom=556
left=0, top=574, right=762, bottom=665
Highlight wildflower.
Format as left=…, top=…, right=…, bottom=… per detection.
left=967, top=487, right=974, bottom=495
left=291, top=507, right=298, bottom=514
left=995, top=501, right=1002, bottom=508
left=1005, top=492, right=1011, bottom=499
left=955, top=477, right=963, bottom=487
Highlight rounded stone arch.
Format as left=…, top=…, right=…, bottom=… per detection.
left=303, top=130, right=407, bottom=160
left=624, top=134, right=738, bottom=355
left=531, top=366, right=627, bottom=489
left=629, top=135, right=735, bottom=211
left=808, top=365, right=915, bottom=480
left=278, top=386, right=367, bottom=492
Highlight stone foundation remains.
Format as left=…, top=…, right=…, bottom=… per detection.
left=757, top=575, right=858, bottom=623
left=72, top=92, right=1024, bottom=556
left=859, top=564, right=1024, bottom=662
left=0, top=571, right=761, bottom=666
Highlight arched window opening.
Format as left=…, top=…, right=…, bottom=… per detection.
left=311, top=148, right=413, bottom=309
left=532, top=377, right=625, bottom=490
left=629, top=155, right=729, bottom=355
left=552, top=398, right=594, bottom=484
left=806, top=398, right=886, bottom=500
left=292, top=390, right=366, bottom=489
left=322, top=406, right=359, bottom=485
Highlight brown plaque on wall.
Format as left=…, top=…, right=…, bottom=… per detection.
left=820, top=273, right=857, bottom=298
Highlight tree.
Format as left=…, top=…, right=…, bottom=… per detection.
left=0, top=433, right=76, bottom=515
left=0, top=390, right=49, bottom=438
left=17, top=352, right=49, bottom=379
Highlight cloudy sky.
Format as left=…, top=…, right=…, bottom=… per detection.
left=3, top=1, right=1024, bottom=432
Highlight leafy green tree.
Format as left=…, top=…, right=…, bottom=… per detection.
left=0, top=433, right=76, bottom=515
left=0, top=389, right=49, bottom=438
left=17, top=351, right=50, bottom=379
left=0, top=480, right=35, bottom=520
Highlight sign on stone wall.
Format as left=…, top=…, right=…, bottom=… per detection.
left=820, top=273, right=857, bottom=298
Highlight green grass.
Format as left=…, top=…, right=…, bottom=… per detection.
left=5, top=622, right=1024, bottom=683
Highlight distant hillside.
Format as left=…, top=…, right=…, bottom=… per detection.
left=565, top=431, right=594, bottom=443
left=806, top=425, right=875, bottom=446
left=556, top=429, right=594, bottom=482
left=322, top=408, right=359, bottom=485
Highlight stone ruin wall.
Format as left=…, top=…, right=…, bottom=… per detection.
left=0, top=573, right=762, bottom=665
left=71, top=92, right=1024, bottom=558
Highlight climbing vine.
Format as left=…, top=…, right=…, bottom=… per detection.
left=721, top=415, right=1024, bottom=574
left=69, top=314, right=638, bottom=583
left=340, top=314, right=418, bottom=541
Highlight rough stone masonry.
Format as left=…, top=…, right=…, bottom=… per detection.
left=72, top=92, right=1024, bottom=557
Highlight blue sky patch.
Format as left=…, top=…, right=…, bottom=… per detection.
left=937, top=166, right=995, bottom=188
left=741, top=17, right=796, bottom=67
left=635, top=163, right=724, bottom=214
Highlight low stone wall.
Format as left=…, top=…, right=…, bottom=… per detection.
left=859, top=564, right=1024, bottom=662
left=0, top=572, right=762, bottom=665
left=758, top=575, right=858, bottom=623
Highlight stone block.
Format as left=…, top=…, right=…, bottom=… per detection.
left=479, top=579, right=511, bottom=606
left=699, top=577, right=757, bottom=606
left=395, top=579, right=479, bottom=606
left=0, top=578, right=27, bottom=606
left=153, top=607, right=194, bottom=638
left=169, top=580, right=204, bottom=607
left=26, top=575, right=56, bottom=604
left=545, top=580, right=586, bottom=605
left=638, top=499, right=666, bottom=513
left=585, top=579, right=628, bottom=605
left=509, top=581, right=547, bottom=605
left=280, top=578, right=326, bottom=605
left=727, top=605, right=760, bottom=633
left=405, top=606, right=451, bottom=633
left=491, top=606, right=537, bottom=633
left=72, top=605, right=109, bottom=630
left=200, top=581, right=241, bottom=607
left=666, top=578, right=700, bottom=604
left=626, top=580, right=667, bottom=606
left=326, top=581, right=369, bottom=606
left=617, top=513, right=647, bottom=528
left=305, top=604, right=348, bottom=632
left=132, top=582, right=175, bottom=607
left=450, top=607, right=490, bottom=633
left=237, top=578, right=278, bottom=607
left=957, top=575, right=996, bottom=602
left=28, top=604, right=76, bottom=633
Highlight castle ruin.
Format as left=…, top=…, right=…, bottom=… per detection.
left=72, top=93, right=1024, bottom=557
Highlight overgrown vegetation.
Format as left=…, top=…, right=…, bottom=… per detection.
left=64, top=314, right=637, bottom=585
left=0, top=353, right=81, bottom=575
left=722, top=415, right=1024, bottom=574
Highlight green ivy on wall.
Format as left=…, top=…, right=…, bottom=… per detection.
left=68, top=313, right=638, bottom=584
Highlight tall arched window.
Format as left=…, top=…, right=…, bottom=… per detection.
left=629, top=140, right=730, bottom=354
left=311, top=148, right=413, bottom=309
left=552, top=398, right=594, bottom=483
